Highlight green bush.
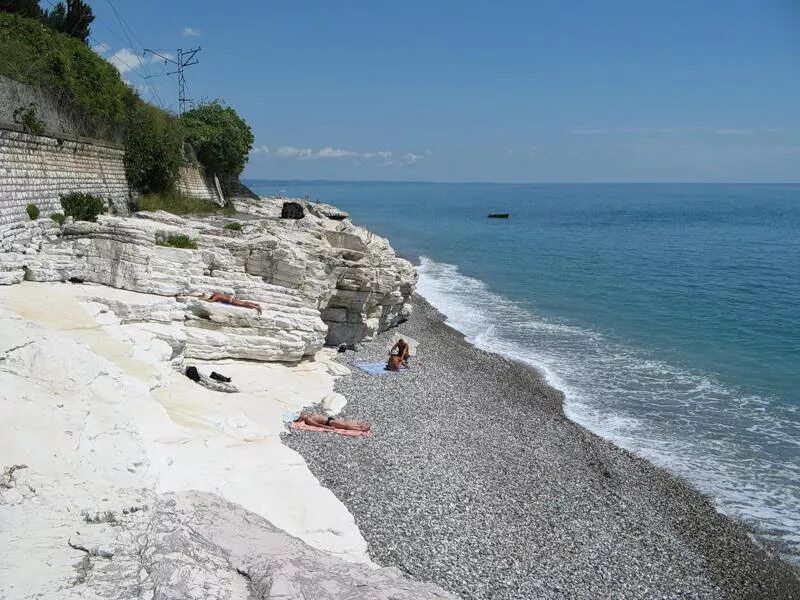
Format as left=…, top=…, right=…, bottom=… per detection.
left=25, top=203, right=39, bottom=219
left=181, top=101, right=254, bottom=183
left=223, top=221, right=242, bottom=231
left=0, top=13, right=136, bottom=139
left=124, top=103, right=183, bottom=193
left=135, top=191, right=231, bottom=216
left=157, top=234, right=197, bottom=250
left=14, top=103, right=45, bottom=135
left=60, top=191, right=107, bottom=221
left=50, top=212, right=65, bottom=225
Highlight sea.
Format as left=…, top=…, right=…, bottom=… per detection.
left=247, top=180, right=800, bottom=564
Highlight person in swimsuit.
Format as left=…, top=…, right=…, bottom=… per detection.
left=296, top=413, right=370, bottom=432
left=203, top=292, right=262, bottom=315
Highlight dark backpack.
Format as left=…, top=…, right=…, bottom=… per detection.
left=185, top=366, right=201, bottom=382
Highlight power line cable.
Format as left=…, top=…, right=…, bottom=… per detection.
left=40, top=0, right=166, bottom=108
left=103, top=0, right=165, bottom=108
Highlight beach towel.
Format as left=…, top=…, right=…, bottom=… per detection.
left=290, top=420, right=370, bottom=437
left=355, top=361, right=407, bottom=375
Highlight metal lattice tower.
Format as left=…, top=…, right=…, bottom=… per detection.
left=143, top=47, right=201, bottom=114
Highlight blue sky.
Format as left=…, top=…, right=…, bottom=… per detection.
left=83, top=1, right=799, bottom=182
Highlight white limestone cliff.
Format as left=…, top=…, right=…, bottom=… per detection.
left=0, top=199, right=430, bottom=598
left=1, top=197, right=416, bottom=358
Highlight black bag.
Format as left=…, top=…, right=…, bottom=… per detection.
left=185, top=366, right=201, bottom=382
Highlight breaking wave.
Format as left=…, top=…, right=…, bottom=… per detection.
left=417, top=256, right=800, bottom=563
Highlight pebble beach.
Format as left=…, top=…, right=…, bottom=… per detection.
left=285, top=295, right=800, bottom=600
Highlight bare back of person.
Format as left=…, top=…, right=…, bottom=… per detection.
left=298, top=413, right=369, bottom=432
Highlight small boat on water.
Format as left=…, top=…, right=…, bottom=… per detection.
left=487, top=213, right=509, bottom=219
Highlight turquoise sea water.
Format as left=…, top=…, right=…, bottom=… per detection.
left=247, top=180, right=800, bottom=563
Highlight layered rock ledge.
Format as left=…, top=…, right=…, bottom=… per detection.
left=0, top=197, right=417, bottom=360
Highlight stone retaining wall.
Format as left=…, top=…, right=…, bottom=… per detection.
left=177, top=164, right=225, bottom=206
left=0, top=125, right=130, bottom=225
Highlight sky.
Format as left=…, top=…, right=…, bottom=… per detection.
left=77, top=0, right=800, bottom=182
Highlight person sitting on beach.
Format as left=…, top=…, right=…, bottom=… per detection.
left=295, top=413, right=370, bottom=433
left=202, top=292, right=262, bottom=315
left=390, top=338, right=410, bottom=366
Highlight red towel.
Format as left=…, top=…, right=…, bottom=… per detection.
left=290, top=421, right=370, bottom=437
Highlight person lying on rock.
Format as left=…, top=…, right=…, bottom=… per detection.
left=201, top=292, right=262, bottom=315
left=295, top=413, right=370, bottom=433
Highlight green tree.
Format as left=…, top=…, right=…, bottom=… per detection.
left=124, top=102, right=183, bottom=193
left=63, top=0, right=93, bottom=43
left=181, top=101, right=254, bottom=184
left=0, top=0, right=44, bottom=19
left=43, top=0, right=93, bottom=43
left=44, top=2, right=65, bottom=30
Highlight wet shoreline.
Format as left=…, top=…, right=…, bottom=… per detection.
left=285, top=294, right=800, bottom=599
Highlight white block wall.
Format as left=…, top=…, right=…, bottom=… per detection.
left=0, top=127, right=130, bottom=225
left=177, top=164, right=224, bottom=206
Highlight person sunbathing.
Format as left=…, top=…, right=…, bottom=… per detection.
left=296, top=413, right=370, bottom=432
left=203, top=292, right=262, bottom=315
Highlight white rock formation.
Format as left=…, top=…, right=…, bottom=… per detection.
left=0, top=282, right=452, bottom=598
left=0, top=197, right=416, bottom=356
left=0, top=200, right=430, bottom=598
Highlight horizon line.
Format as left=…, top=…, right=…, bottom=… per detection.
left=242, top=178, right=800, bottom=186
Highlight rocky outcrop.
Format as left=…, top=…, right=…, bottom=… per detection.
left=0, top=218, right=60, bottom=284
left=0, top=196, right=416, bottom=354
left=66, top=490, right=455, bottom=599
left=236, top=197, right=416, bottom=345
left=308, top=201, right=349, bottom=221
left=1, top=471, right=453, bottom=599
left=280, top=200, right=305, bottom=219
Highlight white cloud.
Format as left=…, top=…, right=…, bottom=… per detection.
left=262, top=145, right=423, bottom=165
left=182, top=27, right=201, bottom=37
left=108, top=48, right=145, bottom=75
left=276, top=146, right=314, bottom=159
left=92, top=41, right=112, bottom=56
left=317, top=146, right=358, bottom=159
left=105, top=46, right=171, bottom=75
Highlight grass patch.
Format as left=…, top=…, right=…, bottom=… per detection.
left=26, top=203, right=39, bottom=220
left=223, top=221, right=242, bottom=231
left=60, top=192, right=107, bottom=222
left=157, top=234, right=197, bottom=250
left=136, top=191, right=232, bottom=216
left=50, top=213, right=65, bottom=225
